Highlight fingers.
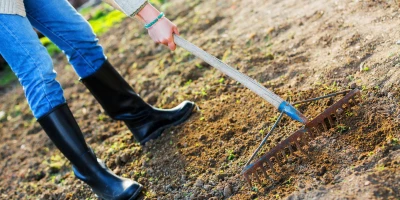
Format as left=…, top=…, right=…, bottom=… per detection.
left=168, top=36, right=176, bottom=51
left=173, top=26, right=179, bottom=35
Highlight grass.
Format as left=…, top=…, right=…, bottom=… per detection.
left=40, top=3, right=126, bottom=56
left=0, top=65, right=17, bottom=87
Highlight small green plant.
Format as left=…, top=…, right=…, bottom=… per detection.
left=376, top=164, right=385, bottom=171
left=368, top=151, right=374, bottom=157
left=195, top=63, right=204, bottom=69
left=252, top=186, right=259, bottom=192
left=226, top=149, right=235, bottom=161
left=200, top=88, right=207, bottom=96
left=184, top=79, right=192, bottom=86
left=259, top=129, right=265, bottom=136
left=218, top=77, right=225, bottom=84
left=345, top=111, right=354, bottom=117
left=336, top=125, right=348, bottom=133
left=347, top=75, right=354, bottom=81
left=98, top=114, right=107, bottom=121
left=362, top=66, right=370, bottom=71
left=391, top=137, right=399, bottom=145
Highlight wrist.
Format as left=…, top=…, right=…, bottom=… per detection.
left=137, top=4, right=160, bottom=23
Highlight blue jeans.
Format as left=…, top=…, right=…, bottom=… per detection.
left=0, top=0, right=106, bottom=119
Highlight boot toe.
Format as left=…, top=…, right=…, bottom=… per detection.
left=118, top=181, right=143, bottom=200
left=129, top=100, right=195, bottom=145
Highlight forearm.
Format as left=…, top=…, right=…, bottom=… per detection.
left=136, top=3, right=160, bottom=23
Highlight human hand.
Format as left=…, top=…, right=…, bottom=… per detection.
left=147, top=17, right=179, bottom=51
left=137, top=4, right=179, bottom=51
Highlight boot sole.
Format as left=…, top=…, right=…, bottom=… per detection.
left=138, top=103, right=196, bottom=145
left=128, top=184, right=143, bottom=200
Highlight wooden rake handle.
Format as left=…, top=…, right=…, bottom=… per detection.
left=173, top=35, right=285, bottom=109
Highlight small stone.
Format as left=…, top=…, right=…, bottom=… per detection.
left=181, top=175, right=187, bottom=181
left=334, top=175, right=342, bottom=182
left=174, top=194, right=181, bottom=199
left=113, top=166, right=121, bottom=175
left=120, top=153, right=129, bottom=163
left=364, top=181, right=370, bottom=186
left=165, top=184, right=173, bottom=191
left=195, top=179, right=204, bottom=187
left=142, top=160, right=147, bottom=167
left=223, top=184, right=232, bottom=197
left=397, top=40, right=400, bottom=45
left=203, top=184, right=212, bottom=191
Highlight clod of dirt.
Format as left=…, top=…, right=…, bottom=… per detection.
left=120, top=153, right=129, bottom=163
left=317, top=166, right=327, bottom=176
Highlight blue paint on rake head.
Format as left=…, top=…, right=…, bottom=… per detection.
left=278, top=101, right=308, bottom=124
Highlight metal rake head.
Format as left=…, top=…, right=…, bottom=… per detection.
left=241, top=89, right=362, bottom=188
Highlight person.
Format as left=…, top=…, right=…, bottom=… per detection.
left=0, top=0, right=195, bottom=199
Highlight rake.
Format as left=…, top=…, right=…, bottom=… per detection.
left=173, top=35, right=362, bottom=188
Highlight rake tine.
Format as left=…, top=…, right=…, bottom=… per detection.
left=281, top=151, right=287, bottom=162
left=241, top=89, right=361, bottom=189
left=288, top=144, right=294, bottom=155
left=244, top=112, right=284, bottom=168
left=309, top=127, right=317, bottom=138
left=294, top=140, right=312, bottom=160
left=244, top=174, right=252, bottom=188
left=254, top=172, right=263, bottom=185
left=260, top=165, right=271, bottom=180
left=327, top=115, right=335, bottom=126
left=334, top=112, right=341, bottom=123
left=275, top=155, right=283, bottom=166
left=267, top=160, right=279, bottom=175
left=292, top=90, right=351, bottom=105
left=321, top=122, right=328, bottom=131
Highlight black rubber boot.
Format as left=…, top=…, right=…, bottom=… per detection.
left=81, top=60, right=195, bottom=145
left=38, top=103, right=142, bottom=200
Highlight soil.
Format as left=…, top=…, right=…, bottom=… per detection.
left=0, top=0, right=399, bottom=199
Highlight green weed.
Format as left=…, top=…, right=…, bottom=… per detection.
left=41, top=4, right=126, bottom=56
left=0, top=65, right=17, bottom=87
left=226, top=149, right=235, bottom=161
left=362, top=66, right=370, bottom=71
left=336, top=125, right=348, bottom=133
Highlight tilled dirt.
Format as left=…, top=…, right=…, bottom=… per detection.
left=0, top=0, right=399, bottom=199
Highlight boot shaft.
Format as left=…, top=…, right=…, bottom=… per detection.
left=80, top=60, right=151, bottom=119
